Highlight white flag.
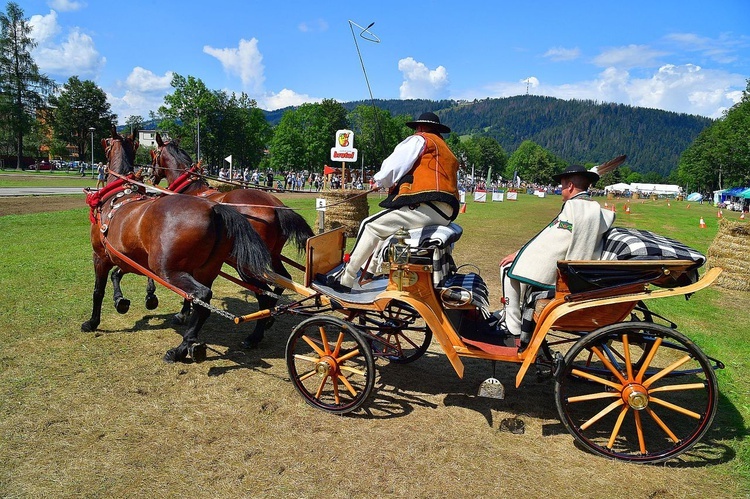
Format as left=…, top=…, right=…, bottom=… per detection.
left=224, top=155, right=232, bottom=163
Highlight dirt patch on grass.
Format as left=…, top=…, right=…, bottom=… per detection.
left=0, top=195, right=85, bottom=216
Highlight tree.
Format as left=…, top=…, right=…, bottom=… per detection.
left=677, top=79, right=750, bottom=192
left=157, top=74, right=214, bottom=162
left=47, top=76, right=115, bottom=165
left=348, top=105, right=411, bottom=169
left=124, top=115, right=144, bottom=137
left=505, top=140, right=565, bottom=184
left=269, top=100, right=350, bottom=174
left=0, top=2, right=55, bottom=168
left=457, top=135, right=507, bottom=183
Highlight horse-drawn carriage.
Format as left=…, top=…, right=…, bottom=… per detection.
left=84, top=130, right=724, bottom=465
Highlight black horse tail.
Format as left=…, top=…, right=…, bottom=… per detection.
left=275, top=206, right=314, bottom=253
left=213, top=204, right=271, bottom=279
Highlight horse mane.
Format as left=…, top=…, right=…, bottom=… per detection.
left=107, top=136, right=137, bottom=175
left=165, top=141, right=194, bottom=169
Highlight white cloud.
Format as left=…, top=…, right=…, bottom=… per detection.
left=664, top=32, right=746, bottom=64
left=593, top=44, right=668, bottom=68
left=544, top=47, right=581, bottom=62
left=107, top=68, right=174, bottom=120
left=398, top=57, right=449, bottom=99
left=258, top=88, right=319, bottom=111
left=29, top=11, right=104, bottom=78
left=203, top=38, right=265, bottom=93
left=48, top=0, right=86, bottom=12
left=298, top=19, right=328, bottom=33
left=463, top=63, right=744, bottom=118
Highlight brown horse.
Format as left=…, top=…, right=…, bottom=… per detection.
left=82, top=129, right=271, bottom=362
left=150, top=134, right=314, bottom=349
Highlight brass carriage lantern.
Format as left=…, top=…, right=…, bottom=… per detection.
left=389, top=227, right=411, bottom=265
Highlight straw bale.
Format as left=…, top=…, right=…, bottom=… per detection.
left=322, top=189, right=369, bottom=237
left=207, top=179, right=234, bottom=192
left=707, top=219, right=750, bottom=291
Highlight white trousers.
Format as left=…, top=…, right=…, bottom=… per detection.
left=339, top=201, right=452, bottom=287
left=501, top=263, right=527, bottom=336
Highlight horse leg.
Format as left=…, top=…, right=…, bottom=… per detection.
left=241, top=263, right=289, bottom=349
left=81, top=256, right=112, bottom=332
left=110, top=268, right=131, bottom=314
left=164, top=281, right=212, bottom=363
left=172, top=298, right=191, bottom=325
left=145, top=278, right=159, bottom=310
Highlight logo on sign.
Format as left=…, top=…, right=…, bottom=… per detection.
left=331, top=129, right=358, bottom=163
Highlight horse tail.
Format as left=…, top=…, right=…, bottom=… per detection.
left=275, top=207, right=314, bottom=253
left=213, top=204, right=271, bottom=278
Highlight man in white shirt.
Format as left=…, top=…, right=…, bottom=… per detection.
left=324, top=112, right=460, bottom=291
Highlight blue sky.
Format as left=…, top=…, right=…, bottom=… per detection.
left=22, top=0, right=750, bottom=122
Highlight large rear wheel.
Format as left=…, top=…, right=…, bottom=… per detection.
left=555, top=322, right=718, bottom=463
left=354, top=300, right=432, bottom=364
left=286, top=316, right=375, bottom=414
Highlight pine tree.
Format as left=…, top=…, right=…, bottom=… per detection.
left=0, top=2, right=55, bottom=169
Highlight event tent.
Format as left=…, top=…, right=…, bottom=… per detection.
left=629, top=183, right=682, bottom=196
left=604, top=183, right=631, bottom=192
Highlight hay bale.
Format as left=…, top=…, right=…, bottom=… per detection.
left=322, top=189, right=369, bottom=237
left=207, top=179, right=233, bottom=192
left=707, top=219, right=750, bottom=291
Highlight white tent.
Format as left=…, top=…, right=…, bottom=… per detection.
left=629, top=183, right=682, bottom=196
left=604, top=183, right=632, bottom=192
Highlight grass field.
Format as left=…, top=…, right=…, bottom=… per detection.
left=0, top=187, right=748, bottom=497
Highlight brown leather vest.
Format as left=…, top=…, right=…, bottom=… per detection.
left=379, top=132, right=460, bottom=219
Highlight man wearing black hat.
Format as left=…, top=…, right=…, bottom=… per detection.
left=326, top=112, right=460, bottom=291
left=498, top=164, right=616, bottom=343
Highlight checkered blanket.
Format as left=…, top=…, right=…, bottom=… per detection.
left=601, top=227, right=705, bottom=283
left=441, top=272, right=491, bottom=317
left=378, top=223, right=463, bottom=286
left=601, top=228, right=705, bottom=264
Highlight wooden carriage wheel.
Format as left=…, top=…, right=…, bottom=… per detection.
left=286, top=316, right=375, bottom=414
left=555, top=322, right=718, bottom=463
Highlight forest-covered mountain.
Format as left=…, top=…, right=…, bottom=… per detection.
left=265, top=96, right=713, bottom=177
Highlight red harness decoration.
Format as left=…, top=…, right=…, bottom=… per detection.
left=167, top=164, right=204, bottom=193
left=84, top=175, right=144, bottom=224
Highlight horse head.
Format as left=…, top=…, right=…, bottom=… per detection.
left=150, top=133, right=192, bottom=185
left=103, top=126, right=139, bottom=176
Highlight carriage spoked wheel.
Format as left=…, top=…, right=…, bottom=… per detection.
left=555, top=322, right=718, bottom=463
left=286, top=316, right=375, bottom=414
left=354, top=300, right=433, bottom=364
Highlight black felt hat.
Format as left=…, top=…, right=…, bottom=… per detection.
left=405, top=112, right=451, bottom=134
left=552, top=164, right=600, bottom=184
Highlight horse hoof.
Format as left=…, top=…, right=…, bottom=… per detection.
left=115, top=298, right=130, bottom=314
left=164, top=347, right=187, bottom=363
left=81, top=321, right=97, bottom=332
left=145, top=295, right=159, bottom=310
left=189, top=343, right=207, bottom=363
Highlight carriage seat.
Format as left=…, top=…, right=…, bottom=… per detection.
left=379, top=222, right=463, bottom=286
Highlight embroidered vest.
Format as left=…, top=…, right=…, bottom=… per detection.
left=379, top=132, right=460, bottom=219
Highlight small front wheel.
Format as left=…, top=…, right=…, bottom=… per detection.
left=555, top=322, right=718, bottom=463
left=286, top=316, right=375, bottom=414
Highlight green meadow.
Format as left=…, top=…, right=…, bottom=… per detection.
left=0, top=189, right=747, bottom=497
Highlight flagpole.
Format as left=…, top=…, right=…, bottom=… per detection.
left=225, top=155, right=233, bottom=179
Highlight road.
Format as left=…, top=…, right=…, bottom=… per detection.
left=0, top=187, right=85, bottom=196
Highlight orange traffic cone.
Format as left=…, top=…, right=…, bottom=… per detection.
left=741, top=211, right=746, bottom=220
left=604, top=202, right=608, bottom=208
left=625, top=205, right=631, bottom=214
left=668, top=202, right=671, bottom=207
left=699, top=217, right=706, bottom=228
left=717, top=209, right=723, bottom=218
left=459, top=203, right=467, bottom=214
